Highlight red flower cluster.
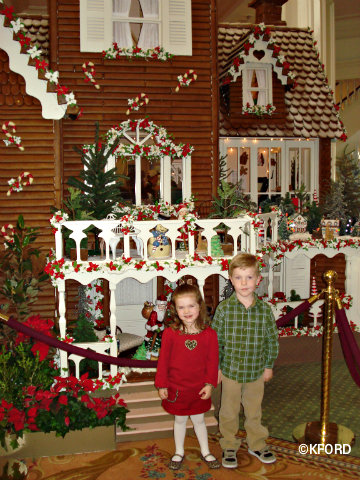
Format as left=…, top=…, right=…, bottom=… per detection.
left=15, top=315, right=54, bottom=360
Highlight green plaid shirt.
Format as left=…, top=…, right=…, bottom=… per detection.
left=212, top=293, right=279, bottom=383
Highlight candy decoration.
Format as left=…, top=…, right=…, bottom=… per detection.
left=82, top=61, right=100, bottom=89
left=0, top=224, right=15, bottom=244
left=313, top=189, right=319, bottom=206
left=126, top=93, right=149, bottom=115
left=2, top=121, right=24, bottom=150
left=175, top=70, right=197, bottom=92
left=7, top=171, right=34, bottom=196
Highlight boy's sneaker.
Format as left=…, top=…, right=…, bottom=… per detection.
left=248, top=447, right=276, bottom=464
left=222, top=449, right=238, bottom=468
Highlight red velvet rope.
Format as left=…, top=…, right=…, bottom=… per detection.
left=5, top=317, right=157, bottom=368
left=275, top=300, right=311, bottom=328
left=335, top=308, right=360, bottom=387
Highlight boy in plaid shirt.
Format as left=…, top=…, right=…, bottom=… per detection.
left=212, top=253, right=279, bottom=468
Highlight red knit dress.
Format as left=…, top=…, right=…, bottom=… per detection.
left=155, top=326, right=219, bottom=415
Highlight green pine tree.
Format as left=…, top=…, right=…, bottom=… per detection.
left=322, top=180, right=347, bottom=232
left=305, top=201, right=322, bottom=233
left=211, top=235, right=224, bottom=256
left=73, top=313, right=99, bottom=376
left=337, top=153, right=360, bottom=218
left=278, top=215, right=290, bottom=240
left=67, top=122, right=126, bottom=220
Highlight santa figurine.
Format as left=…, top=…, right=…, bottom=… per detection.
left=144, top=294, right=168, bottom=359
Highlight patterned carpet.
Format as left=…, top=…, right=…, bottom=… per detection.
left=260, top=359, right=360, bottom=457
left=6, top=432, right=359, bottom=480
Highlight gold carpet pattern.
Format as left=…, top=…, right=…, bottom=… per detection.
left=18, top=432, right=360, bottom=480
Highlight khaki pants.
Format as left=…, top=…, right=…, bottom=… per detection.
left=219, top=374, right=268, bottom=452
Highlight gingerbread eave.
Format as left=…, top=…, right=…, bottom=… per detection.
left=218, top=24, right=344, bottom=140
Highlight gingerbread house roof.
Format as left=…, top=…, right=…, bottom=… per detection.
left=218, top=24, right=345, bottom=139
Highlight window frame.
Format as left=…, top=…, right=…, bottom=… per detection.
left=242, top=63, right=273, bottom=107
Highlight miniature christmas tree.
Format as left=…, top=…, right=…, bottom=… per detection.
left=337, top=153, right=360, bottom=218
left=67, top=122, right=125, bottom=220
left=322, top=180, right=347, bottom=233
left=211, top=235, right=224, bottom=256
left=278, top=215, right=290, bottom=240
left=72, top=313, right=99, bottom=376
left=306, top=201, right=322, bottom=234
left=132, top=342, right=148, bottom=360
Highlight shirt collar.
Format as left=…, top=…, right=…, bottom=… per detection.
left=229, top=291, right=259, bottom=309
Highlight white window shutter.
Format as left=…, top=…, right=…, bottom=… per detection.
left=161, top=0, right=192, bottom=56
left=284, top=256, right=310, bottom=299
left=80, top=0, right=112, bottom=52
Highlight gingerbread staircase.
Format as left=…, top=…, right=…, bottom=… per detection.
left=115, top=380, right=218, bottom=442
left=0, top=14, right=67, bottom=119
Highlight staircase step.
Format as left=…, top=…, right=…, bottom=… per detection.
left=118, top=380, right=157, bottom=395
left=116, top=415, right=218, bottom=442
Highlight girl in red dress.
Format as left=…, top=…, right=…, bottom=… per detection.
left=155, top=284, right=220, bottom=470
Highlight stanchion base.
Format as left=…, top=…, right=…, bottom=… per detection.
left=293, top=422, right=355, bottom=446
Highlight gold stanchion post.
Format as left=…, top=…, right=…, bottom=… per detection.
left=293, top=270, right=354, bottom=446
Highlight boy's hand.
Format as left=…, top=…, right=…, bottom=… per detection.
left=199, top=385, right=212, bottom=400
left=158, top=388, right=168, bottom=400
left=263, top=368, right=273, bottom=382
left=217, top=369, right=222, bottom=384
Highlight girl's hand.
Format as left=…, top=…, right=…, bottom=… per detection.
left=199, top=384, right=212, bottom=400
left=263, top=368, right=273, bottom=382
left=158, top=388, right=168, bottom=400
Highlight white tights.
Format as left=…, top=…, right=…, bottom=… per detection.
left=173, top=413, right=215, bottom=460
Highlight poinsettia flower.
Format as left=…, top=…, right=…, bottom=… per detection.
left=43, top=70, right=59, bottom=86
left=10, top=18, right=23, bottom=33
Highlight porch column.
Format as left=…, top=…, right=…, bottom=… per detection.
left=109, top=281, right=118, bottom=376
left=58, top=281, right=68, bottom=376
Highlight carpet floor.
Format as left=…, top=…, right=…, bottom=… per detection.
left=9, top=431, right=360, bottom=480
left=260, top=358, right=360, bottom=457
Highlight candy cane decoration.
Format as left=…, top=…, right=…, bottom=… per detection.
left=82, top=61, right=100, bottom=89
left=1, top=224, right=15, bottom=244
left=175, top=70, right=197, bottom=92
left=7, top=171, right=34, bottom=196
left=126, top=93, right=149, bottom=115
left=2, top=121, right=24, bottom=151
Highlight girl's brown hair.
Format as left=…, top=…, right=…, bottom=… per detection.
left=170, top=284, right=210, bottom=332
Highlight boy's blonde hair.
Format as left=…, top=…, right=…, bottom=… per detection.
left=229, top=253, right=260, bottom=277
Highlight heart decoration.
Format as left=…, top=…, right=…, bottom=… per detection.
left=185, top=339, right=197, bottom=351
left=253, top=50, right=265, bottom=61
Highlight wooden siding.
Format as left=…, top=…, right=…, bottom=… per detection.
left=0, top=50, right=57, bottom=318
left=55, top=0, right=218, bottom=203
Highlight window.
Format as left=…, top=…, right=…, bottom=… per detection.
left=80, top=0, right=192, bottom=55
left=220, top=138, right=317, bottom=207
left=242, top=64, right=272, bottom=106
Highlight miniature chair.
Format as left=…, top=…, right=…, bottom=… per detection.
left=114, top=326, right=143, bottom=355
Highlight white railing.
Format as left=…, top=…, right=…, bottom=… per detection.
left=271, top=299, right=324, bottom=330
left=54, top=213, right=279, bottom=263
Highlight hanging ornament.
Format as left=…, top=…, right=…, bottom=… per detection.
left=0, top=224, right=15, bottom=244
left=126, top=93, right=149, bottom=115
left=7, top=171, right=34, bottom=196
left=175, top=70, right=197, bottom=92
left=82, top=61, right=100, bottom=89
left=311, top=276, right=318, bottom=296
left=2, top=121, right=24, bottom=150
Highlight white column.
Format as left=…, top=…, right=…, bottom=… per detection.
left=58, top=281, right=68, bottom=376
left=109, top=281, right=118, bottom=377
left=182, top=156, right=192, bottom=201
left=161, top=155, right=171, bottom=203
left=55, top=227, right=63, bottom=260
left=135, top=154, right=142, bottom=206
